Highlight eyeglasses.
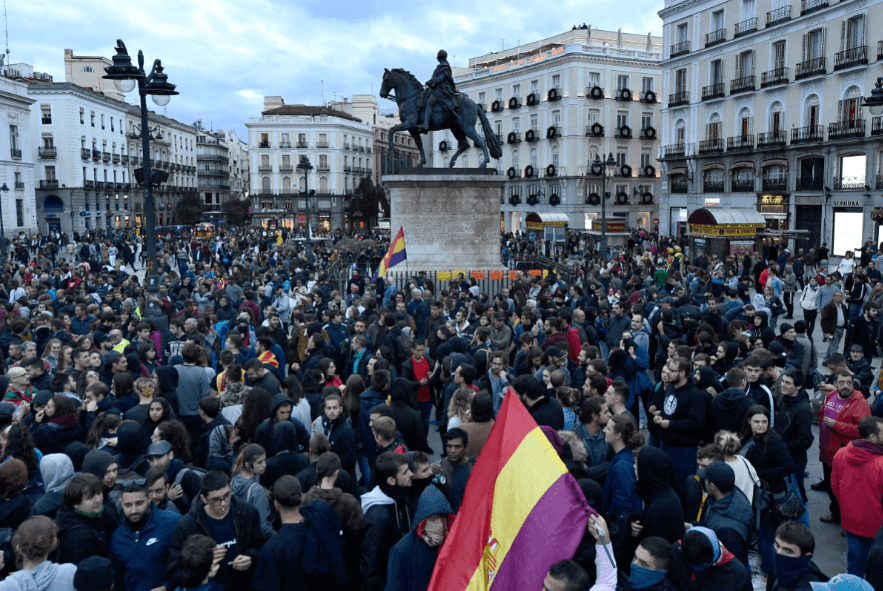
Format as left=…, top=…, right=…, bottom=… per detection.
left=119, top=478, right=147, bottom=487
left=205, top=490, right=232, bottom=507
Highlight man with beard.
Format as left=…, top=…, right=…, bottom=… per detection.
left=109, top=483, right=180, bottom=591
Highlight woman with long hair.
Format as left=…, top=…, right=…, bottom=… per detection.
left=137, top=342, right=160, bottom=375
left=29, top=395, right=82, bottom=455
left=57, top=344, right=74, bottom=374
left=230, top=443, right=274, bottom=538
left=236, top=388, right=273, bottom=445
left=0, top=423, right=42, bottom=496
left=40, top=339, right=62, bottom=374
left=446, top=387, right=474, bottom=431
left=112, top=372, right=137, bottom=414
left=84, top=412, right=122, bottom=452
left=142, top=397, right=175, bottom=439
left=152, top=420, right=192, bottom=464
left=317, top=358, right=344, bottom=391
left=602, top=414, right=643, bottom=522
left=3, top=516, right=77, bottom=589
left=739, top=405, right=805, bottom=580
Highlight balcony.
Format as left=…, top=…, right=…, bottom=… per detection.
left=36, top=146, right=57, bottom=159
left=670, top=40, right=691, bottom=57
left=39, top=180, right=58, bottom=189
left=526, top=92, right=540, bottom=106
left=702, top=83, right=726, bottom=101
left=727, top=135, right=754, bottom=152
left=829, top=119, right=866, bottom=140
left=491, top=100, right=504, bottom=112
left=640, top=127, right=657, bottom=140
left=296, top=141, right=309, bottom=148
left=10, top=148, right=21, bottom=159
left=761, top=67, right=789, bottom=88
left=766, top=5, right=792, bottom=25
left=698, top=139, right=724, bottom=154
left=81, top=148, right=90, bottom=159
left=796, top=57, right=825, bottom=79
left=131, top=156, right=139, bottom=166
left=344, top=166, right=352, bottom=172
left=115, top=182, right=124, bottom=190
left=586, top=86, right=604, bottom=100
left=124, top=183, right=131, bottom=190
left=259, top=142, right=270, bottom=148
left=801, top=0, right=828, bottom=15
left=706, top=29, right=726, bottom=48
left=796, top=177, right=824, bottom=191
left=730, top=75, right=756, bottom=95
left=762, top=177, right=788, bottom=191
left=112, top=154, right=120, bottom=164
left=615, top=126, right=633, bottom=139
left=508, top=96, right=522, bottom=109
left=547, top=87, right=562, bottom=101
left=14, top=182, right=23, bottom=190
left=343, top=143, right=351, bottom=150
left=873, top=117, right=883, bottom=136
left=507, top=132, right=522, bottom=144
left=317, top=165, right=331, bottom=172
left=279, top=164, right=293, bottom=172
left=92, top=150, right=101, bottom=160
left=439, top=140, right=450, bottom=152
left=704, top=180, right=725, bottom=193
left=547, top=126, right=562, bottom=139
left=615, top=88, right=633, bottom=101
left=834, top=178, right=867, bottom=190
left=85, top=180, right=94, bottom=188
left=734, top=17, right=757, bottom=38
left=669, top=91, right=689, bottom=107
left=671, top=178, right=689, bottom=193
left=732, top=179, right=756, bottom=192
left=834, top=46, right=868, bottom=71
left=585, top=124, right=604, bottom=137
left=791, top=125, right=824, bottom=144
left=661, top=144, right=687, bottom=159
left=258, top=166, right=273, bottom=172
left=279, top=142, right=291, bottom=148
left=757, top=130, right=787, bottom=149
left=525, top=128, right=540, bottom=142
left=121, top=155, right=129, bottom=164
left=96, top=181, right=105, bottom=189
left=317, top=142, right=330, bottom=148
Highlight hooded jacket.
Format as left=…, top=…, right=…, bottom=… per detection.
left=709, top=388, right=754, bottom=436
left=30, top=415, right=83, bottom=457
left=114, top=422, right=150, bottom=474
left=320, top=413, right=358, bottom=476
left=635, top=447, right=685, bottom=545
left=254, top=394, right=310, bottom=456
left=774, top=391, right=814, bottom=464
left=387, top=379, right=427, bottom=453
left=0, top=560, right=78, bottom=591
left=231, top=474, right=274, bottom=539
left=109, top=505, right=180, bottom=591
left=54, top=504, right=121, bottom=566
left=832, top=439, right=883, bottom=538
left=358, top=387, right=388, bottom=460
left=603, top=447, right=642, bottom=522
left=359, top=485, right=414, bottom=591
left=656, top=381, right=706, bottom=447
left=700, top=488, right=754, bottom=548
left=820, top=389, right=871, bottom=463
left=385, top=485, right=454, bottom=591
left=667, top=528, right=752, bottom=591
left=31, top=454, right=74, bottom=519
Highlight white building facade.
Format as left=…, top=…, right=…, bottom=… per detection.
left=246, top=98, right=373, bottom=230
left=0, top=74, right=37, bottom=236
left=436, top=28, right=664, bottom=233
left=658, top=0, right=883, bottom=254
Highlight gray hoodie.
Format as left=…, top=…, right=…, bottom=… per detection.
left=40, top=454, right=74, bottom=494
left=0, top=561, right=77, bottom=591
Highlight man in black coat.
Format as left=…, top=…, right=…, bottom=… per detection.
left=512, top=374, right=564, bottom=430
left=387, top=378, right=429, bottom=453
left=166, top=471, right=265, bottom=591
left=774, top=369, right=814, bottom=501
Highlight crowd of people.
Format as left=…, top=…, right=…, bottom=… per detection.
left=0, top=224, right=880, bottom=591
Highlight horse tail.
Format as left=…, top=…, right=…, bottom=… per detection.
left=477, top=107, right=503, bottom=160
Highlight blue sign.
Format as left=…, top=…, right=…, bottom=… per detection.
left=45, top=213, right=58, bottom=218
left=80, top=212, right=88, bottom=217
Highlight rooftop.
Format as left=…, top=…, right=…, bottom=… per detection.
left=261, top=104, right=363, bottom=122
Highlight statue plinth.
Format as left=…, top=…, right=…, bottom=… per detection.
left=385, top=169, right=505, bottom=271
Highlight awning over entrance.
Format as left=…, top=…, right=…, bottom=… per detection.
left=687, top=208, right=766, bottom=238
left=526, top=212, right=570, bottom=230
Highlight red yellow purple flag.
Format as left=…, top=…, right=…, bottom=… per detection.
left=371, top=227, right=407, bottom=281
left=427, top=389, right=591, bottom=591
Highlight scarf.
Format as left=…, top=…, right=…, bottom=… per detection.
left=50, top=414, right=80, bottom=428
left=772, top=553, right=812, bottom=588
left=629, top=563, right=667, bottom=589
left=75, top=504, right=104, bottom=519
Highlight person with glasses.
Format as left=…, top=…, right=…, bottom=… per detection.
left=167, top=470, right=265, bottom=591
left=109, top=481, right=180, bottom=591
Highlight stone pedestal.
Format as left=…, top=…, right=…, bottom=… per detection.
left=385, top=170, right=505, bottom=271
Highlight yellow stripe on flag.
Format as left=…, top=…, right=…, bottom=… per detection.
left=462, top=428, right=567, bottom=590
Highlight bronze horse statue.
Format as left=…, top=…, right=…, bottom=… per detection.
left=379, top=68, right=502, bottom=168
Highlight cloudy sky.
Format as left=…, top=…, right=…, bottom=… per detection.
left=16, top=0, right=663, bottom=136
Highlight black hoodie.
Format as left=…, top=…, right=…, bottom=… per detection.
left=54, top=505, right=121, bottom=565
left=254, top=393, right=310, bottom=456
left=634, top=447, right=686, bottom=546
left=709, top=388, right=754, bottom=436
left=774, top=390, right=814, bottom=464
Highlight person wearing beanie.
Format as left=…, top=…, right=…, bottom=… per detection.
left=775, top=323, right=805, bottom=371
left=73, top=555, right=114, bottom=591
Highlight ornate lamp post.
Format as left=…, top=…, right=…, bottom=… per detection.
left=0, top=183, right=8, bottom=265
left=297, top=156, right=317, bottom=262
left=593, top=153, right=618, bottom=261
left=863, top=78, right=883, bottom=116
left=102, top=40, right=177, bottom=332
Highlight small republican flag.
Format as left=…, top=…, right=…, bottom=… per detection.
left=372, top=227, right=407, bottom=281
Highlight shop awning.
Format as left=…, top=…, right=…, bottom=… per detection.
left=526, top=212, right=570, bottom=229
left=687, top=208, right=766, bottom=238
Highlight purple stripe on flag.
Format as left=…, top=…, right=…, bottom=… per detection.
left=490, top=474, right=590, bottom=591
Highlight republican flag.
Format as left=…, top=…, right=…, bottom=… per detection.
left=371, top=226, right=407, bottom=281
left=427, top=389, right=591, bottom=591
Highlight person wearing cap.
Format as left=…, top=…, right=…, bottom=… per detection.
left=688, top=461, right=753, bottom=569
left=146, top=440, right=203, bottom=514
left=831, top=416, right=883, bottom=577
left=846, top=344, right=874, bottom=396
left=774, top=324, right=805, bottom=372
left=488, top=311, right=512, bottom=353
left=666, top=527, right=751, bottom=591
left=109, top=481, right=180, bottom=591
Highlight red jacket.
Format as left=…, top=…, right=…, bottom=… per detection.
left=832, top=440, right=883, bottom=537
left=820, top=389, right=871, bottom=463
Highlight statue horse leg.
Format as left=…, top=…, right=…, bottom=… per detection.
left=449, top=124, right=469, bottom=168
left=460, top=104, right=491, bottom=168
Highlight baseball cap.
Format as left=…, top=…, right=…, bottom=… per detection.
left=493, top=312, right=504, bottom=321
left=811, top=574, right=874, bottom=591
left=146, top=440, right=173, bottom=456
left=698, top=461, right=735, bottom=491
left=850, top=344, right=865, bottom=353
left=545, top=346, right=563, bottom=358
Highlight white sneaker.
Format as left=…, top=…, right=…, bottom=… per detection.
left=751, top=574, right=766, bottom=591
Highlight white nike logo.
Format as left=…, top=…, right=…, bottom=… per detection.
left=146, top=538, right=158, bottom=546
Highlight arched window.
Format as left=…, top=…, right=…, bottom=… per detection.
left=299, top=176, right=306, bottom=191
left=675, top=119, right=686, bottom=143
left=843, top=86, right=861, bottom=124
left=462, top=155, right=469, bottom=168
left=261, top=177, right=270, bottom=192
left=707, top=113, right=721, bottom=140
left=769, top=101, right=784, bottom=132
left=282, top=177, right=291, bottom=192
left=738, top=108, right=752, bottom=136
left=320, top=176, right=328, bottom=192
left=805, top=95, right=820, bottom=128
left=588, top=148, right=599, bottom=166
left=82, top=66, right=94, bottom=73
left=443, top=157, right=449, bottom=168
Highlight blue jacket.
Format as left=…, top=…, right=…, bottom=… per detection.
left=110, top=505, right=181, bottom=591
left=603, top=447, right=642, bottom=521
left=385, top=485, right=454, bottom=591
left=359, top=387, right=388, bottom=459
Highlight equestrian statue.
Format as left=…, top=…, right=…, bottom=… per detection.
left=379, top=50, right=502, bottom=169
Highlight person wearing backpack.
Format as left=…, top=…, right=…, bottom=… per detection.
left=146, top=440, right=204, bottom=515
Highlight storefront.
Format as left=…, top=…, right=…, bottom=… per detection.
left=526, top=212, right=569, bottom=243
left=686, top=208, right=766, bottom=258
left=758, top=194, right=789, bottom=231
left=831, top=200, right=864, bottom=256
left=670, top=207, right=688, bottom=237
left=584, top=219, right=630, bottom=250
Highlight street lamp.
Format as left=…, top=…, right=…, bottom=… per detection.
left=297, top=156, right=316, bottom=262
left=863, top=78, right=883, bottom=116
left=0, top=183, right=8, bottom=265
left=103, top=39, right=177, bottom=332
left=593, top=153, right=618, bottom=261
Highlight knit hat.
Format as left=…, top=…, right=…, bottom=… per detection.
left=779, top=323, right=794, bottom=336
left=74, top=556, right=115, bottom=591
left=698, top=461, right=735, bottom=491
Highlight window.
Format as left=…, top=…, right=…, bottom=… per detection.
left=8, top=125, right=17, bottom=150
left=478, top=92, right=486, bottom=106
left=844, top=15, right=864, bottom=50
left=675, top=69, right=687, bottom=92
left=737, top=51, right=754, bottom=77
left=552, top=74, right=560, bottom=89
left=552, top=147, right=560, bottom=168
left=40, top=105, right=51, bottom=124
left=839, top=86, right=862, bottom=124
left=805, top=29, right=825, bottom=60
left=588, top=109, right=600, bottom=125
left=494, top=88, right=503, bottom=102
left=642, top=113, right=653, bottom=130
left=82, top=66, right=93, bottom=73
left=675, top=120, right=686, bottom=143
left=769, top=101, right=784, bottom=131
left=90, top=111, right=95, bottom=127
left=738, top=107, right=752, bottom=136
left=711, top=59, right=723, bottom=84
left=282, top=177, right=291, bottom=192
left=513, top=117, right=521, bottom=133
left=741, top=0, right=756, bottom=19
left=530, top=114, right=538, bottom=130
left=840, top=154, right=866, bottom=186
left=552, top=110, right=561, bottom=126
left=806, top=95, right=820, bottom=127
left=641, top=153, right=652, bottom=169
left=530, top=149, right=538, bottom=168
left=80, top=108, right=84, bottom=125
left=100, top=114, right=105, bottom=130
left=616, top=151, right=627, bottom=167
left=261, top=177, right=271, bottom=192
left=707, top=113, right=722, bottom=139
left=45, top=166, right=56, bottom=181
left=531, top=80, right=539, bottom=94
left=282, top=155, right=291, bottom=168
left=773, top=41, right=786, bottom=70
left=15, top=200, right=22, bottom=227
left=642, top=77, right=653, bottom=93
left=712, top=10, right=724, bottom=31
left=617, top=75, right=630, bottom=90
left=677, top=23, right=688, bottom=42
left=512, top=150, right=520, bottom=172
left=617, top=112, right=629, bottom=128
left=513, top=84, right=521, bottom=97
left=261, top=155, right=269, bottom=167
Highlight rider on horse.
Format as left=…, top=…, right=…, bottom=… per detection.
left=420, top=50, right=461, bottom=132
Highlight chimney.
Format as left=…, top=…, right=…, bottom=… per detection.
left=344, top=98, right=348, bottom=103
left=263, top=95, right=284, bottom=110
